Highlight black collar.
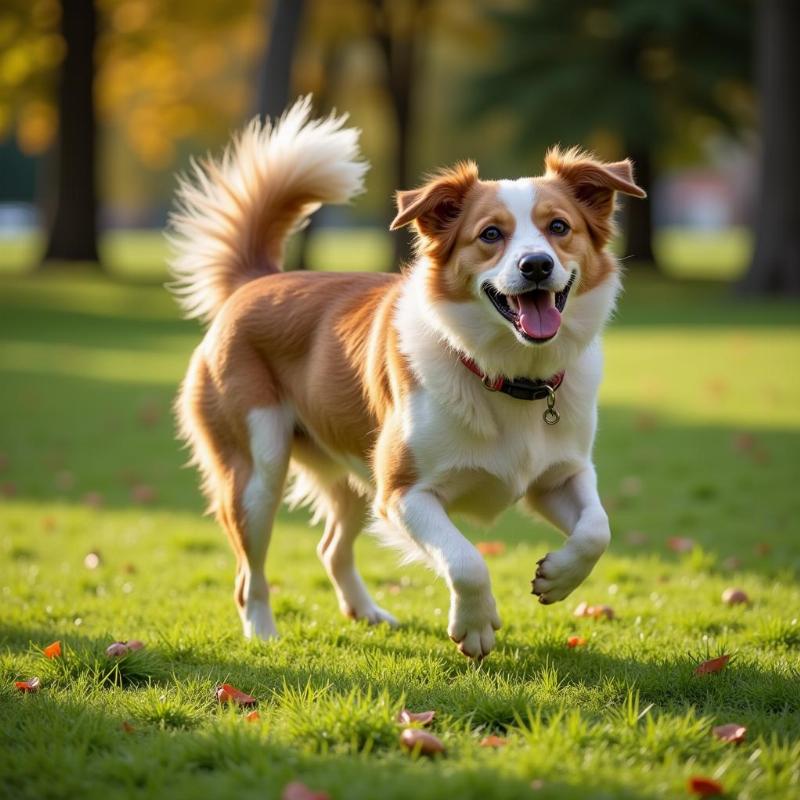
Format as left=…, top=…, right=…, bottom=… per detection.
left=459, top=355, right=565, bottom=401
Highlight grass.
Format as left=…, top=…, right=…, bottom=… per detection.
left=1, top=257, right=799, bottom=799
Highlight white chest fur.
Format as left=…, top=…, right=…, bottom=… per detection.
left=395, top=269, right=606, bottom=522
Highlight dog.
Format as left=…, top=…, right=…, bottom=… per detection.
left=169, top=97, right=645, bottom=660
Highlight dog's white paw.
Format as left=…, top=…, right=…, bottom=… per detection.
left=448, top=591, right=502, bottom=660
left=242, top=601, right=280, bottom=640
left=344, top=602, right=399, bottom=627
left=531, top=547, right=598, bottom=604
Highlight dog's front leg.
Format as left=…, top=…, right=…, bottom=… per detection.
left=382, top=487, right=502, bottom=659
left=526, top=465, right=610, bottom=604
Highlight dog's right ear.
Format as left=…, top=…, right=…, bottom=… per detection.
left=390, top=162, right=478, bottom=261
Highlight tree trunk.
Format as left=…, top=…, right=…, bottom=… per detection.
left=43, top=0, right=98, bottom=265
left=255, top=0, right=306, bottom=121
left=622, top=146, right=656, bottom=268
left=372, top=0, right=426, bottom=270
left=738, top=0, right=800, bottom=294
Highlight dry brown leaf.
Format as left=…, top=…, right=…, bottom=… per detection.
left=399, top=728, right=445, bottom=756
left=721, top=588, right=749, bottom=606
left=479, top=735, right=508, bottom=748
left=281, top=781, right=330, bottom=800
left=712, top=723, right=746, bottom=744
left=687, top=776, right=724, bottom=796
left=396, top=709, right=435, bottom=726
left=694, top=655, right=730, bottom=676
left=42, top=641, right=61, bottom=659
left=215, top=683, right=257, bottom=708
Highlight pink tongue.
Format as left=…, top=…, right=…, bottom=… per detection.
left=517, top=291, right=561, bottom=340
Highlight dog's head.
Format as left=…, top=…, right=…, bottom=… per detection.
left=392, top=148, right=646, bottom=373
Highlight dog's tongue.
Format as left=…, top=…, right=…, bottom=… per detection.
left=517, top=291, right=561, bottom=340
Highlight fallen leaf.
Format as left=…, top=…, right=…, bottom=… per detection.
left=1, top=481, right=17, bottom=498
left=126, top=639, right=145, bottom=651
left=479, top=735, right=508, bottom=748
left=530, top=779, right=546, bottom=791
left=83, top=551, right=102, bottom=569
left=721, top=556, right=742, bottom=571
left=15, top=677, right=41, bottom=693
left=573, top=602, right=614, bottom=620
left=106, top=642, right=130, bottom=658
left=694, top=654, right=730, bottom=676
left=215, top=683, right=257, bottom=708
left=712, top=723, right=746, bottom=744
left=121, top=721, right=135, bottom=734
left=721, top=588, right=749, bottom=606
left=567, top=636, right=587, bottom=648
left=396, top=709, right=436, bottom=726
left=245, top=710, right=261, bottom=723
left=281, top=781, right=330, bottom=800
left=137, top=399, right=163, bottom=428
left=476, top=541, right=505, bottom=556
left=399, top=727, right=445, bottom=756
left=42, top=641, right=62, bottom=659
left=754, top=542, right=771, bottom=556
left=687, top=776, right=724, bottom=796
left=42, top=516, right=57, bottom=532
left=667, top=537, right=695, bottom=553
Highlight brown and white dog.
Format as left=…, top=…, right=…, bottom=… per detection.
left=169, top=98, right=645, bottom=660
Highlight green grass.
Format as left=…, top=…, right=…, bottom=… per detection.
left=1, top=263, right=799, bottom=799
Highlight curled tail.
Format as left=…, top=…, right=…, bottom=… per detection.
left=167, top=96, right=368, bottom=323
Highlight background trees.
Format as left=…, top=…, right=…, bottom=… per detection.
left=468, top=0, right=753, bottom=269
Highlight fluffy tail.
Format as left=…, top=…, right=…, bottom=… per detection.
left=167, top=96, right=368, bottom=323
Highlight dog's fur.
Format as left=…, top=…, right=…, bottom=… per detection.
left=169, top=98, right=645, bottom=658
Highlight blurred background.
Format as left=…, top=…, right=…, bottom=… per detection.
left=0, top=0, right=796, bottom=290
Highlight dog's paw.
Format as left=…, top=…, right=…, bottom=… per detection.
left=344, top=602, right=399, bottom=628
left=242, top=601, right=280, bottom=640
left=531, top=548, right=597, bottom=604
left=448, top=592, right=502, bottom=660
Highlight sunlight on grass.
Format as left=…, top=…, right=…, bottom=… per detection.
left=1, top=268, right=798, bottom=800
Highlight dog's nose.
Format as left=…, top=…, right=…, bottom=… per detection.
left=518, top=252, right=554, bottom=283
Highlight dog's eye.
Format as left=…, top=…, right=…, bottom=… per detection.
left=479, top=225, right=503, bottom=243
left=549, top=218, right=570, bottom=236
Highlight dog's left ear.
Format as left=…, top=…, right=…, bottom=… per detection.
left=545, top=147, right=646, bottom=243
left=390, top=161, right=478, bottom=260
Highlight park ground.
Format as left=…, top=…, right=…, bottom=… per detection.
left=1, top=231, right=799, bottom=799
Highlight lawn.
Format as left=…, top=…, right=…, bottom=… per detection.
left=1, top=260, right=799, bottom=799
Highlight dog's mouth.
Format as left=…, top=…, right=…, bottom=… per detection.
left=483, top=271, right=576, bottom=343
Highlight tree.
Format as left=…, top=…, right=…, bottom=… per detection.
left=43, top=0, right=99, bottom=264
left=370, top=0, right=430, bottom=269
left=467, top=0, right=752, bottom=268
left=739, top=0, right=800, bottom=294
left=254, top=0, right=306, bottom=121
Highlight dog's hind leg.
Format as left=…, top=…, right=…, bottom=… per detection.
left=230, top=405, right=293, bottom=639
left=317, top=483, right=398, bottom=626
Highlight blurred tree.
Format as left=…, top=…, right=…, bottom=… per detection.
left=43, top=0, right=99, bottom=264
left=255, top=0, right=306, bottom=120
left=370, top=0, right=430, bottom=268
left=739, top=0, right=800, bottom=294
left=468, top=0, right=753, bottom=269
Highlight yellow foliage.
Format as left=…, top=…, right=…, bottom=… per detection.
left=17, top=99, right=56, bottom=154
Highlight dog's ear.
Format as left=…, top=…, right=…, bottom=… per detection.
left=390, top=161, right=478, bottom=260
left=545, top=147, right=646, bottom=244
